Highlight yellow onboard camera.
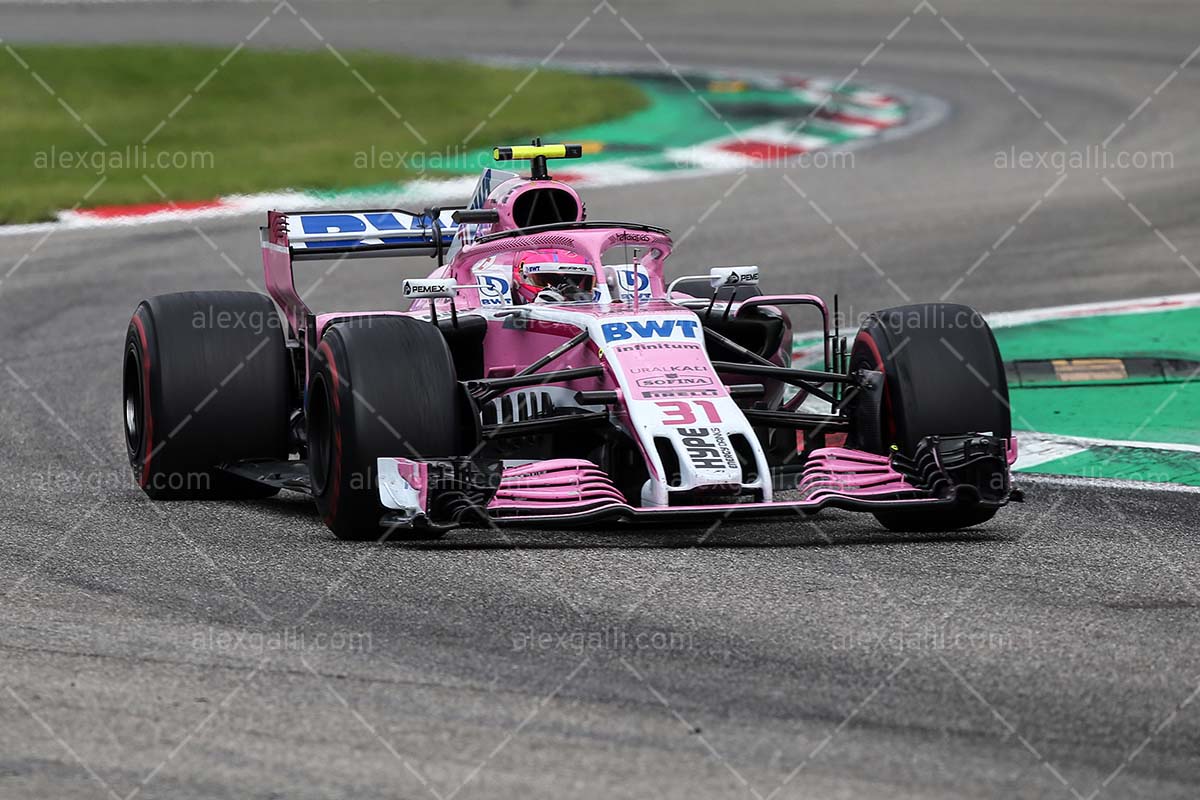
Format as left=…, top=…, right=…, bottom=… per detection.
left=493, top=140, right=582, bottom=180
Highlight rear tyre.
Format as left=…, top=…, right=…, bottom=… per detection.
left=307, top=317, right=474, bottom=540
left=123, top=291, right=291, bottom=499
left=849, top=303, right=1010, bottom=531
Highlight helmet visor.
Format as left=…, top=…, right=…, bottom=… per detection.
left=520, top=262, right=594, bottom=293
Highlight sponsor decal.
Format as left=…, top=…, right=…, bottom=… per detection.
left=478, top=274, right=511, bottom=306
left=613, top=344, right=727, bottom=399
left=613, top=341, right=702, bottom=352
left=601, top=319, right=699, bottom=342
left=296, top=211, right=454, bottom=249
left=709, top=265, right=759, bottom=287
left=634, top=373, right=714, bottom=389
left=523, top=262, right=592, bottom=274
left=616, top=267, right=652, bottom=302
left=613, top=231, right=654, bottom=242
left=403, top=279, right=456, bottom=298
left=678, top=427, right=738, bottom=471
left=299, top=211, right=440, bottom=235
left=643, top=388, right=722, bottom=399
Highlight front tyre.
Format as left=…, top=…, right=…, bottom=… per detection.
left=849, top=303, right=1011, bottom=531
left=307, top=317, right=474, bottom=540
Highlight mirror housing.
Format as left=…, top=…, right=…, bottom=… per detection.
left=709, top=266, right=759, bottom=289
left=403, top=278, right=458, bottom=299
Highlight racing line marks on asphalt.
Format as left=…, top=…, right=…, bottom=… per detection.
left=766, top=657, right=912, bottom=800
left=5, top=686, right=123, bottom=800
left=5, top=364, right=107, bottom=465
left=447, top=657, right=592, bottom=800
left=1101, top=495, right=1200, bottom=615
left=126, top=658, right=271, bottom=800
left=5, top=317, right=280, bottom=633
left=781, top=174, right=911, bottom=302
left=1100, top=176, right=1200, bottom=281
left=1103, top=40, right=1200, bottom=148
left=2, top=500, right=107, bottom=602
left=1092, top=678, right=1200, bottom=798
left=620, top=657, right=759, bottom=793
left=936, top=654, right=1087, bottom=798
left=674, top=172, right=748, bottom=246
left=940, top=173, right=1068, bottom=301
left=302, top=652, right=440, bottom=793
left=922, top=2, right=1068, bottom=146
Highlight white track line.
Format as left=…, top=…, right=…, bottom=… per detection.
left=1016, top=430, right=1200, bottom=455
left=1016, top=473, right=1200, bottom=495
left=987, top=292, right=1200, bottom=328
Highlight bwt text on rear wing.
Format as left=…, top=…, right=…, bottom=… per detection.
left=260, top=208, right=464, bottom=334
left=264, top=209, right=461, bottom=259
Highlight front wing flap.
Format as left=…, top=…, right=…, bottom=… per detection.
left=376, top=434, right=1015, bottom=531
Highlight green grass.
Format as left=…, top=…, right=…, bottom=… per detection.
left=0, top=45, right=648, bottom=223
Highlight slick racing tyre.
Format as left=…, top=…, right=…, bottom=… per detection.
left=849, top=303, right=1010, bottom=532
left=307, top=317, right=475, bottom=540
left=123, top=291, right=291, bottom=499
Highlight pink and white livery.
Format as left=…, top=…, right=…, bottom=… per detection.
left=123, top=142, right=1021, bottom=539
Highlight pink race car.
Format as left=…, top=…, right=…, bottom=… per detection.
left=122, top=142, right=1019, bottom=540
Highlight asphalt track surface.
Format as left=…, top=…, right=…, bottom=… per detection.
left=3, top=2, right=1200, bottom=798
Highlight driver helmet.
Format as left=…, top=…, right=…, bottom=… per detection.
left=512, top=249, right=595, bottom=304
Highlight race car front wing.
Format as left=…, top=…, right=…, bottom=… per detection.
left=375, top=434, right=1018, bottom=531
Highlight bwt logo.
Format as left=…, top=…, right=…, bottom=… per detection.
left=478, top=275, right=510, bottom=305
left=601, top=319, right=699, bottom=342
left=618, top=269, right=650, bottom=292
left=300, top=212, right=442, bottom=235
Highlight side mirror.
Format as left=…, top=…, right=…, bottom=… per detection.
left=709, top=266, right=759, bottom=289
left=403, top=278, right=458, bottom=299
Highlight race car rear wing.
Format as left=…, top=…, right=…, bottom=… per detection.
left=261, top=207, right=461, bottom=334
left=265, top=209, right=459, bottom=260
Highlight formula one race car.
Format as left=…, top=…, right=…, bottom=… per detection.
left=123, top=142, right=1019, bottom=539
